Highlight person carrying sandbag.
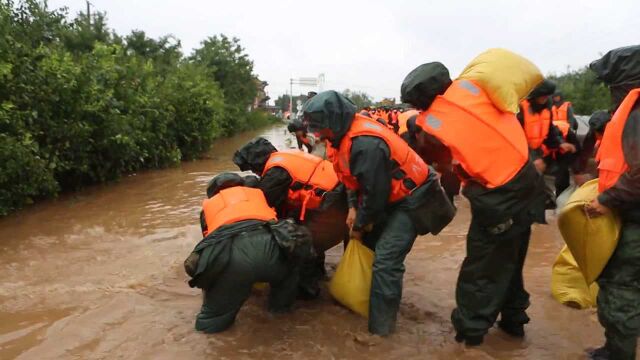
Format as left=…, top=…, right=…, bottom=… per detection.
left=582, top=45, right=640, bottom=360
left=184, top=173, right=315, bottom=333
left=233, top=138, right=349, bottom=299
left=302, top=91, right=455, bottom=336
left=400, top=50, right=548, bottom=346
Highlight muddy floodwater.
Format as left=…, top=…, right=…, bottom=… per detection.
left=0, top=125, right=606, bottom=359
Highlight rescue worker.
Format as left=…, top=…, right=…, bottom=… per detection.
left=184, top=173, right=315, bottom=333
left=233, top=138, right=349, bottom=298
left=552, top=91, right=579, bottom=131
left=547, top=90, right=582, bottom=193
left=517, top=80, right=577, bottom=176
left=388, top=108, right=400, bottom=133
left=519, top=80, right=578, bottom=205
left=303, top=90, right=455, bottom=336
left=584, top=45, right=640, bottom=360
left=287, top=118, right=314, bottom=153
left=400, top=62, right=547, bottom=346
left=572, top=110, right=613, bottom=182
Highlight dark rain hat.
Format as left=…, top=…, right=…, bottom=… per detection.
left=400, top=62, right=452, bottom=110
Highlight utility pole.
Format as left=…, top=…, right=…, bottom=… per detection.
left=86, top=1, right=91, bottom=26
left=289, top=78, right=293, bottom=114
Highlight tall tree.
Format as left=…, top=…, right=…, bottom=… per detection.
left=190, top=35, right=257, bottom=109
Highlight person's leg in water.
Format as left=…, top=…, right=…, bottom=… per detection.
left=364, top=210, right=417, bottom=336
left=594, top=223, right=640, bottom=360
left=451, top=211, right=532, bottom=345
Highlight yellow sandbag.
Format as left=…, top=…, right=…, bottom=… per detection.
left=558, top=179, right=621, bottom=284
left=329, top=239, right=374, bottom=318
left=551, top=245, right=599, bottom=309
left=458, top=48, right=543, bottom=113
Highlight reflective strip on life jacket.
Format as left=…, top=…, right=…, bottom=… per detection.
left=596, top=88, right=639, bottom=193
left=416, top=79, right=529, bottom=188
left=202, top=186, right=276, bottom=237
left=263, top=150, right=339, bottom=220
left=521, top=99, right=552, bottom=150
left=331, top=114, right=429, bottom=203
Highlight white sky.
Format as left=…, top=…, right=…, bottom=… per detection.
left=49, top=0, right=639, bottom=103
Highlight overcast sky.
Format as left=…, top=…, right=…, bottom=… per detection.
left=49, top=0, right=639, bottom=102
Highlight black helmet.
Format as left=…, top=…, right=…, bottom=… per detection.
left=206, top=172, right=245, bottom=198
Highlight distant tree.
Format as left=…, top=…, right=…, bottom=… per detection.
left=547, top=66, right=611, bottom=115
left=342, top=89, right=373, bottom=109
left=376, top=97, right=396, bottom=107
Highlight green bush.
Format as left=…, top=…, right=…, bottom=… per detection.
left=0, top=0, right=266, bottom=215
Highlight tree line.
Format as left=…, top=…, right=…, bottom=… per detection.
left=0, top=0, right=277, bottom=215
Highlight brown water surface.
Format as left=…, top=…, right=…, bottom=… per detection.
left=0, top=125, right=604, bottom=359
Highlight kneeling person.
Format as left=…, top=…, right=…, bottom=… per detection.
left=184, top=173, right=315, bottom=333
left=233, top=139, right=349, bottom=297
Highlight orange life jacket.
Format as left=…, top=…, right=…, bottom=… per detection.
left=398, top=109, right=419, bottom=135
left=416, top=79, right=529, bottom=188
left=520, top=99, right=552, bottom=150
left=201, top=187, right=276, bottom=237
left=553, top=120, right=570, bottom=139
left=329, top=114, right=429, bottom=203
left=552, top=102, right=571, bottom=123
left=596, top=88, right=639, bottom=193
left=263, top=150, right=339, bottom=220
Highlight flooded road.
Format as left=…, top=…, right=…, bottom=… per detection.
left=0, top=125, right=605, bottom=359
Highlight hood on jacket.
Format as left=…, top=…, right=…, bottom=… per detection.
left=206, top=172, right=245, bottom=198
left=233, top=137, right=277, bottom=174
left=302, top=90, right=357, bottom=148
left=590, top=45, right=640, bottom=109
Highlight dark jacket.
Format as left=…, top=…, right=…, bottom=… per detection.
left=258, top=167, right=292, bottom=217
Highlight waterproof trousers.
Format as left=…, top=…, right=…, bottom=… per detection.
left=195, top=228, right=299, bottom=333
left=597, top=222, right=640, bottom=360
left=451, top=211, right=532, bottom=338
left=363, top=209, right=418, bottom=336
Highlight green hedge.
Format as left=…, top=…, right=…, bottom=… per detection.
left=0, top=1, right=276, bottom=215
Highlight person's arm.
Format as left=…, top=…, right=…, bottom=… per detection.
left=349, top=136, right=392, bottom=231
left=543, top=122, right=563, bottom=150
left=258, top=167, right=293, bottom=214
left=567, top=105, right=578, bottom=131
left=200, top=210, right=207, bottom=236
left=598, top=109, right=640, bottom=210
